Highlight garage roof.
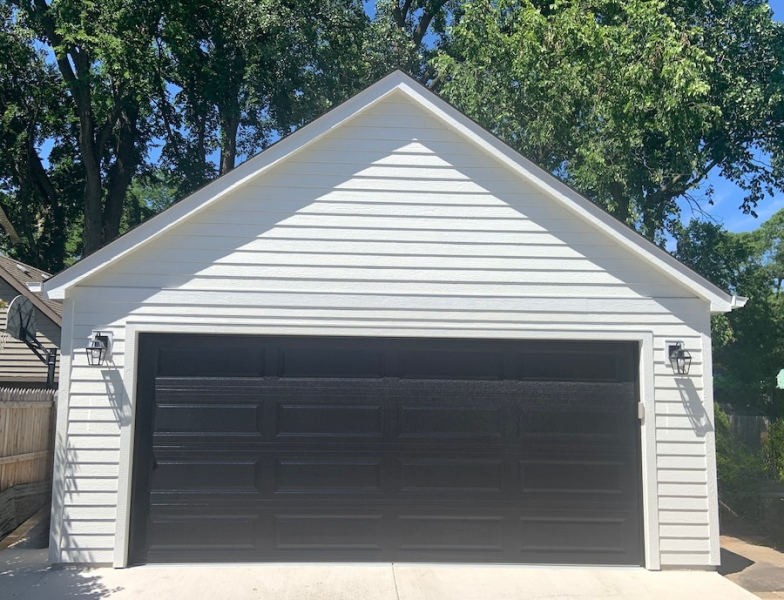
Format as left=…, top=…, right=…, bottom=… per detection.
left=0, top=255, right=62, bottom=326
left=41, top=71, right=744, bottom=313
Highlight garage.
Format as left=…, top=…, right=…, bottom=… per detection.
left=43, top=72, right=742, bottom=568
left=128, top=334, right=642, bottom=565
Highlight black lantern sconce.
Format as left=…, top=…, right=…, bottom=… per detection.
left=86, top=331, right=113, bottom=367
left=667, top=341, right=692, bottom=375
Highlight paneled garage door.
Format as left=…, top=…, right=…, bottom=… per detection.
left=129, top=335, right=643, bottom=565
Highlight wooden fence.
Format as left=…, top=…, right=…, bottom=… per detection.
left=0, top=387, right=56, bottom=538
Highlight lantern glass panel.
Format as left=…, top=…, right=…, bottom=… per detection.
left=86, top=339, right=105, bottom=366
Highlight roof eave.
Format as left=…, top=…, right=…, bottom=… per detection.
left=0, top=264, right=63, bottom=326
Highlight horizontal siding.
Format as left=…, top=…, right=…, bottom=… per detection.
left=57, top=92, right=716, bottom=567
left=659, top=552, right=712, bottom=566
left=1, top=280, right=61, bottom=382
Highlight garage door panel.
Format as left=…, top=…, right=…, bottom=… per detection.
left=397, top=404, right=505, bottom=440
left=519, top=460, right=626, bottom=496
left=398, top=457, right=505, bottom=495
left=278, top=345, right=385, bottom=378
left=275, top=402, right=384, bottom=438
left=131, top=335, right=642, bottom=565
left=519, top=516, right=628, bottom=554
left=152, top=460, right=260, bottom=493
left=155, top=403, right=263, bottom=435
left=147, top=514, right=260, bottom=552
left=518, top=409, right=621, bottom=439
left=397, top=514, right=505, bottom=552
left=274, top=457, right=384, bottom=494
left=518, top=352, right=627, bottom=381
left=397, top=349, right=505, bottom=380
left=274, top=514, right=384, bottom=551
left=157, top=337, right=266, bottom=377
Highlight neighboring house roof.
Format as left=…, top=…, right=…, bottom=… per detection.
left=0, top=255, right=63, bottom=326
left=41, top=70, right=745, bottom=314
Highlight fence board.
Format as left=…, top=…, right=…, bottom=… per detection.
left=0, top=387, right=56, bottom=538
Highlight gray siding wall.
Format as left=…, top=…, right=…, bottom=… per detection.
left=1, top=280, right=60, bottom=383
left=54, top=92, right=717, bottom=567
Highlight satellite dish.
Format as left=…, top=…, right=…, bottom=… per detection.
left=5, top=295, right=37, bottom=341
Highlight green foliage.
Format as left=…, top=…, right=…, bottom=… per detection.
left=764, top=419, right=784, bottom=482
left=715, top=405, right=767, bottom=519
left=674, top=216, right=784, bottom=416
left=0, top=4, right=82, bottom=272
left=434, top=0, right=784, bottom=241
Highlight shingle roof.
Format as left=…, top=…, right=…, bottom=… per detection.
left=0, top=255, right=62, bottom=325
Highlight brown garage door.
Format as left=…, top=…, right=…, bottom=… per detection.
left=129, top=334, right=643, bottom=565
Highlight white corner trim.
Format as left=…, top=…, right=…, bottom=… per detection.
left=638, top=331, right=660, bottom=570
left=700, top=314, right=721, bottom=566
left=114, top=327, right=139, bottom=568
left=112, top=323, right=660, bottom=569
left=49, top=297, right=75, bottom=565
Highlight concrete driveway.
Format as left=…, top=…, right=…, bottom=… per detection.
left=0, top=512, right=758, bottom=600
left=1, top=546, right=758, bottom=600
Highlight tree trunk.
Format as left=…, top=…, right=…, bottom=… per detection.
left=219, top=114, right=240, bottom=175
left=103, top=106, right=140, bottom=244
left=0, top=206, right=22, bottom=246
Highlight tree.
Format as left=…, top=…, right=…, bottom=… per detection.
left=154, top=0, right=374, bottom=197
left=0, top=0, right=378, bottom=262
left=6, top=0, right=162, bottom=257
left=433, top=0, right=784, bottom=242
left=674, top=217, right=784, bottom=416
left=0, top=4, right=82, bottom=271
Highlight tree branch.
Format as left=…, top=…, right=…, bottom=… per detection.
left=392, top=0, right=414, bottom=28
left=0, top=205, right=23, bottom=246
left=413, top=0, right=449, bottom=46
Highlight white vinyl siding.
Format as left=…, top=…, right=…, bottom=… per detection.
left=54, top=93, right=717, bottom=568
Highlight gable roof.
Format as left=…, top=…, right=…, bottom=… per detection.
left=41, top=70, right=744, bottom=314
left=0, top=255, right=62, bottom=326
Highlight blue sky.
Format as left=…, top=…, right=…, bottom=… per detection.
left=690, top=0, right=784, bottom=232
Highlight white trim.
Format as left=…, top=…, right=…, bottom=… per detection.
left=42, top=71, right=735, bottom=313
left=114, top=327, right=138, bottom=568
left=112, top=323, right=660, bottom=569
left=700, top=311, right=721, bottom=565
left=49, top=297, right=75, bottom=564
left=638, top=332, right=660, bottom=570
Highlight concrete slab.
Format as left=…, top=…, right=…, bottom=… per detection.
left=0, top=549, right=760, bottom=600
left=392, top=564, right=758, bottom=600
left=0, top=550, right=400, bottom=600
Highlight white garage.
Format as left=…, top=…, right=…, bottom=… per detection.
left=42, top=71, right=744, bottom=569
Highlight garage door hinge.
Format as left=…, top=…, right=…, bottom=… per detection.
left=637, top=402, right=645, bottom=421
